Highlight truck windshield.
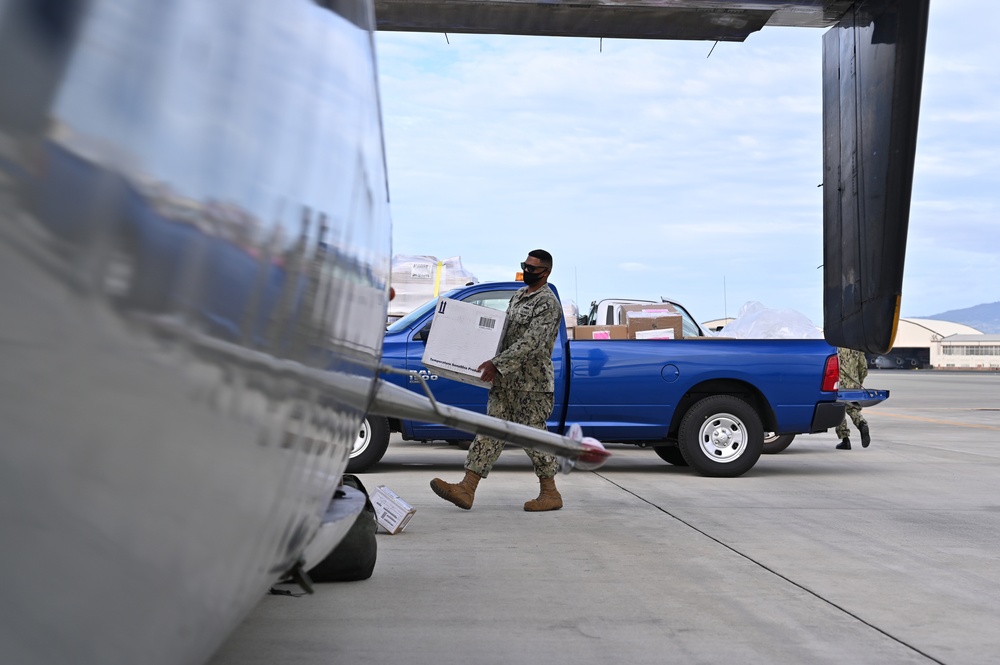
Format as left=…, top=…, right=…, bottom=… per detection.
left=386, top=288, right=461, bottom=334
left=668, top=302, right=706, bottom=338
left=460, top=290, right=515, bottom=313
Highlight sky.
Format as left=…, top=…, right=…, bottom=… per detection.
left=374, top=1, right=999, bottom=325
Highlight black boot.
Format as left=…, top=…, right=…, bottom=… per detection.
left=860, top=423, right=871, bottom=448
left=836, top=437, right=852, bottom=450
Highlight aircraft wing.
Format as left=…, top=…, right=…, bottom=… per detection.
left=374, top=0, right=856, bottom=40
left=374, top=0, right=932, bottom=355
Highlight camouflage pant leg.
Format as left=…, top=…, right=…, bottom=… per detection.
left=464, top=389, right=557, bottom=479
left=835, top=404, right=867, bottom=439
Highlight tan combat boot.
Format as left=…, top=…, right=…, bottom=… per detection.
left=430, top=470, right=481, bottom=510
left=524, top=476, right=562, bottom=512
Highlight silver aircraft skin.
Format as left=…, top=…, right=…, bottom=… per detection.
left=0, top=1, right=605, bottom=663
left=0, top=0, right=925, bottom=664
left=1, top=1, right=391, bottom=663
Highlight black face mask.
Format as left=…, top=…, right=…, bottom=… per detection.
left=522, top=270, right=544, bottom=286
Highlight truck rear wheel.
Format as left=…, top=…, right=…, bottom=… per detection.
left=678, top=395, right=763, bottom=478
left=653, top=446, right=688, bottom=466
left=347, top=416, right=390, bottom=473
left=762, top=433, right=796, bottom=455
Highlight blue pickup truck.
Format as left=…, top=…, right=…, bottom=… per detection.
left=351, top=281, right=883, bottom=477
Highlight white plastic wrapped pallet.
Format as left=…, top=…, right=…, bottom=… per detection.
left=718, top=301, right=824, bottom=339
left=389, top=255, right=479, bottom=319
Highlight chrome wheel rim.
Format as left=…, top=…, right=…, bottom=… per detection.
left=352, top=418, right=372, bottom=458
left=698, top=413, right=747, bottom=463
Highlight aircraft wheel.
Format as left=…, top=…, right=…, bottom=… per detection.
left=762, top=433, right=796, bottom=454
left=678, top=395, right=763, bottom=478
left=347, top=416, right=389, bottom=473
left=653, top=445, right=688, bottom=466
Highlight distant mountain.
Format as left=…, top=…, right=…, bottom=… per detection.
left=915, top=301, right=1000, bottom=334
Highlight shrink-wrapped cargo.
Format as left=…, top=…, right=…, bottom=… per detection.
left=389, top=255, right=478, bottom=320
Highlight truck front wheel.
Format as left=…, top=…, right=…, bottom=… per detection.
left=678, top=395, right=764, bottom=478
left=347, top=416, right=390, bottom=473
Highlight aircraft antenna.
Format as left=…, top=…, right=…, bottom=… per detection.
left=707, top=41, right=718, bottom=58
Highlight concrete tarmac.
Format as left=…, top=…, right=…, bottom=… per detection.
left=211, top=371, right=1000, bottom=665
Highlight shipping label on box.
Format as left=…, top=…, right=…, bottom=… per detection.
left=574, top=325, right=628, bottom=340
left=634, top=328, right=676, bottom=340
left=371, top=485, right=416, bottom=535
left=421, top=298, right=506, bottom=388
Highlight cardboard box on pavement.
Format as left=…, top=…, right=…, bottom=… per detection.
left=370, top=485, right=416, bottom=535
left=421, top=297, right=506, bottom=387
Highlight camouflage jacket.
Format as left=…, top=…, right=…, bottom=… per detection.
left=491, top=284, right=562, bottom=393
left=838, top=347, right=868, bottom=389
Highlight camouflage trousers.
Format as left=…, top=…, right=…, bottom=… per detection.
left=464, top=387, right=558, bottom=479
left=836, top=376, right=867, bottom=439
left=836, top=404, right=868, bottom=439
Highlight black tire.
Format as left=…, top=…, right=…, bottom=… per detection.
left=653, top=445, right=688, bottom=466
left=762, top=433, right=796, bottom=455
left=677, top=395, right=764, bottom=478
left=347, top=416, right=390, bottom=473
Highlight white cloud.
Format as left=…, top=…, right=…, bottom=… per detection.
left=619, top=262, right=653, bottom=272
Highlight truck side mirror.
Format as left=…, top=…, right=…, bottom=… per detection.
left=415, top=324, right=431, bottom=342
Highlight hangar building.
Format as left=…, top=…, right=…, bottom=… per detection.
left=873, top=318, right=983, bottom=369
left=930, top=334, right=1000, bottom=370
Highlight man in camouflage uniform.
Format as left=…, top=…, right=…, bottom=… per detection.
left=836, top=347, right=871, bottom=450
left=430, top=249, right=564, bottom=511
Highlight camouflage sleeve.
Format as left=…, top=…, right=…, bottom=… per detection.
left=492, top=295, right=561, bottom=377
left=839, top=348, right=867, bottom=387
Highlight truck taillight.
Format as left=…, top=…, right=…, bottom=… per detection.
left=821, top=354, right=839, bottom=392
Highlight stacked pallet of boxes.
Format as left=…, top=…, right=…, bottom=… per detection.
left=575, top=303, right=684, bottom=340
left=388, top=255, right=478, bottom=322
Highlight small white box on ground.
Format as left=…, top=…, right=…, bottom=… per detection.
left=421, top=297, right=506, bottom=387
left=371, top=485, right=416, bottom=535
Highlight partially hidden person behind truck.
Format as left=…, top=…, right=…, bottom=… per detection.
left=836, top=347, right=871, bottom=450
left=430, top=249, right=565, bottom=511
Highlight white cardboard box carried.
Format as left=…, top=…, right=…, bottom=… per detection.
left=421, top=297, right=506, bottom=388
left=370, top=485, right=416, bottom=535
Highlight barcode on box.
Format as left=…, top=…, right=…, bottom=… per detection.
left=478, top=316, right=496, bottom=330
